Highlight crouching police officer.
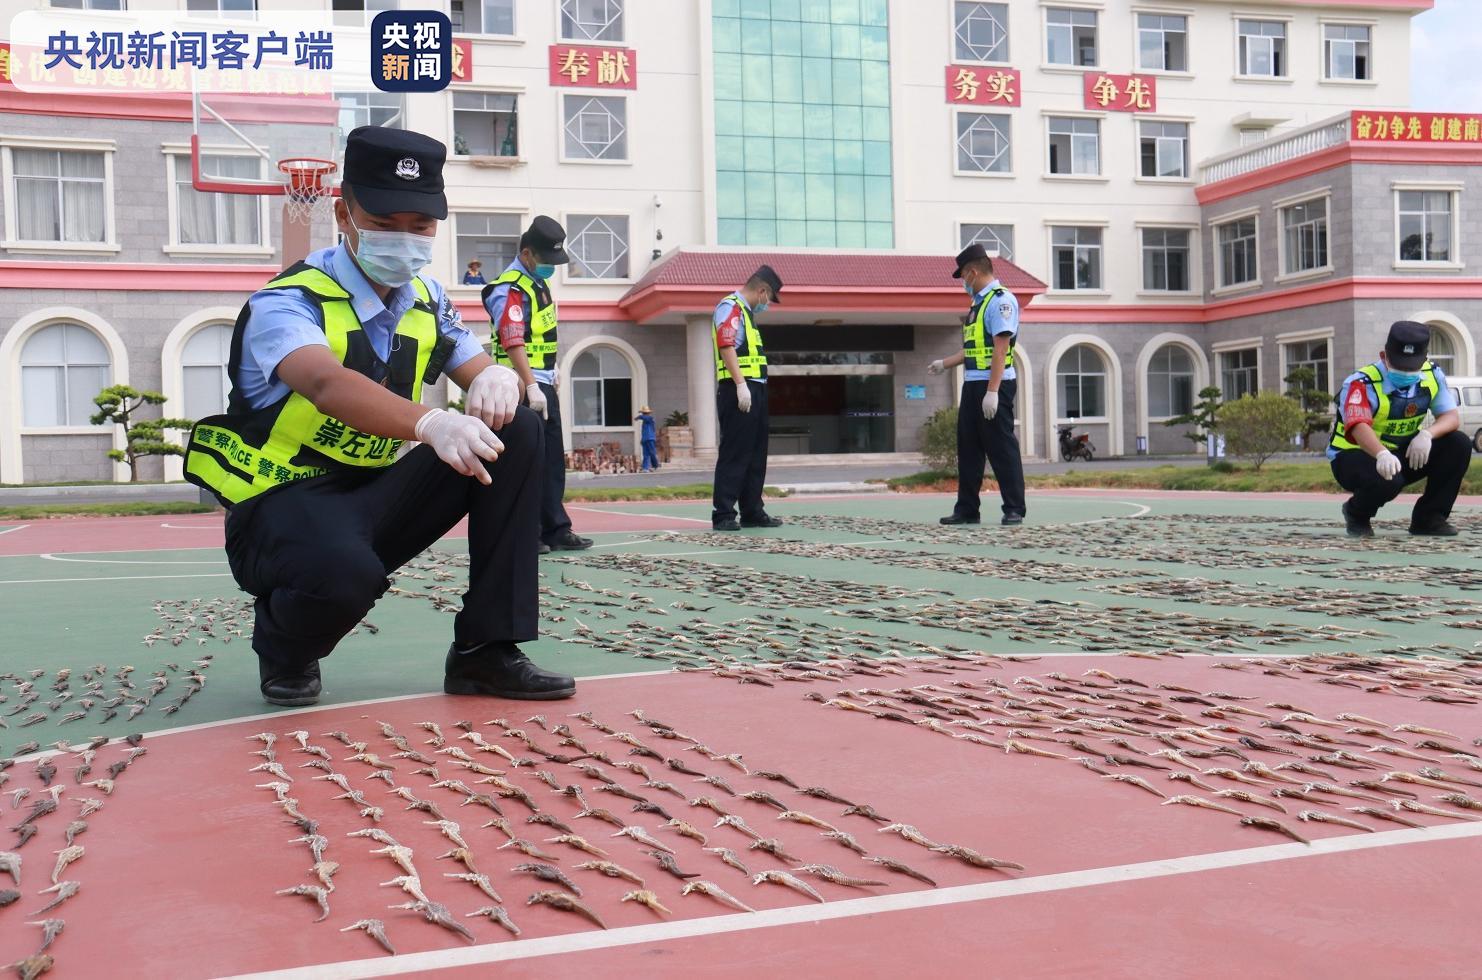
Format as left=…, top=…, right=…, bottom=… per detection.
left=1329, top=320, right=1471, bottom=537
left=184, top=127, right=575, bottom=705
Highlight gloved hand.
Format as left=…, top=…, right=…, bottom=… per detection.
left=982, top=388, right=999, bottom=420
left=1405, top=429, right=1433, bottom=469
left=464, top=364, right=520, bottom=430
left=415, top=408, right=503, bottom=485
left=524, top=383, right=549, bottom=420
left=927, top=359, right=946, bottom=376
left=735, top=380, right=752, bottom=414
left=1375, top=449, right=1402, bottom=480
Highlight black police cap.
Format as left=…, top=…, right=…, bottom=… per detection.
left=341, top=126, right=447, bottom=220
left=750, top=264, right=783, bottom=303
left=520, top=215, right=570, bottom=265
left=1385, top=320, right=1431, bottom=370
left=953, top=243, right=993, bottom=279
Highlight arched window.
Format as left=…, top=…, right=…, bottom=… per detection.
left=1427, top=326, right=1457, bottom=376
left=20, top=323, right=110, bottom=427
left=1056, top=343, right=1107, bottom=418
left=1147, top=344, right=1194, bottom=417
left=571, top=346, right=633, bottom=426
left=181, top=323, right=233, bottom=419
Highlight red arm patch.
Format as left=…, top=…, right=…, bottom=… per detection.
left=1342, top=379, right=1374, bottom=427
left=714, top=306, right=743, bottom=350
left=496, top=290, right=527, bottom=350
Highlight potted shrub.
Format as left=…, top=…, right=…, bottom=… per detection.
left=662, top=409, right=692, bottom=461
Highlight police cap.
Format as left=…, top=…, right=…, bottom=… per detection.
left=953, top=243, right=992, bottom=279
left=749, top=264, right=784, bottom=303
left=1385, top=320, right=1431, bottom=370
left=520, top=216, right=570, bottom=265
left=341, top=126, right=447, bottom=219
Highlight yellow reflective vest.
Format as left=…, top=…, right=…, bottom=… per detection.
left=1329, top=362, right=1441, bottom=452
left=713, top=293, right=767, bottom=381
left=963, top=286, right=1015, bottom=371
left=484, top=268, right=559, bottom=371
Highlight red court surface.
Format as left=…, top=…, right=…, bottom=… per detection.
left=19, top=653, right=1480, bottom=979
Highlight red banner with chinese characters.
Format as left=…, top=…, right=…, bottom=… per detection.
left=548, top=44, right=637, bottom=89
left=944, top=65, right=1021, bottom=107
left=0, top=43, right=11, bottom=86
left=452, top=38, right=472, bottom=83
left=1352, top=110, right=1482, bottom=144
left=1082, top=72, right=1156, bottom=112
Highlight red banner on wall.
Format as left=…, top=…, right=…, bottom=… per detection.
left=548, top=45, right=637, bottom=89
left=451, top=38, right=472, bottom=83
left=0, top=43, right=12, bottom=86
left=1082, top=72, right=1157, bottom=112
left=944, top=65, right=1021, bottom=107
left=1352, top=110, right=1482, bottom=143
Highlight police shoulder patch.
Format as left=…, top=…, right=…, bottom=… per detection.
left=998, top=302, right=1014, bottom=319
left=508, top=303, right=524, bottom=322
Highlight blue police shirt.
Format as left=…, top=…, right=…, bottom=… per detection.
left=714, top=291, right=765, bottom=384
left=965, top=278, right=1018, bottom=383
left=482, top=257, right=555, bottom=386
left=237, top=243, right=482, bottom=410
left=1326, top=362, right=1458, bottom=460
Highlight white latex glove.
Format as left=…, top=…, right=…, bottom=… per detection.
left=525, top=383, right=549, bottom=420
left=982, top=388, right=999, bottom=420
left=416, top=408, right=503, bottom=485
left=1375, top=449, right=1402, bottom=480
left=735, top=380, right=752, bottom=414
left=464, top=364, right=520, bottom=430
left=1405, top=429, right=1433, bottom=469
left=927, top=359, right=946, bottom=376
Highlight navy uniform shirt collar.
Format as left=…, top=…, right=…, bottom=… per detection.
left=328, top=241, right=414, bottom=324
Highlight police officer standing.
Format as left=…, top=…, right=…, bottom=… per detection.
left=1329, top=320, right=1470, bottom=537
left=711, top=265, right=784, bottom=531
left=928, top=244, right=1026, bottom=526
left=185, top=127, right=574, bottom=705
left=483, top=217, right=592, bottom=553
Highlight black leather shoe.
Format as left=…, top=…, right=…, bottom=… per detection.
left=740, top=513, right=783, bottom=528
left=1343, top=501, right=1374, bottom=538
left=713, top=518, right=740, bottom=531
left=546, top=531, right=593, bottom=551
left=1001, top=514, right=1024, bottom=526
left=259, top=659, right=322, bottom=707
left=538, top=542, right=552, bottom=555
left=939, top=514, right=980, bottom=525
left=444, top=643, right=576, bottom=700
left=1409, top=520, right=1459, bottom=537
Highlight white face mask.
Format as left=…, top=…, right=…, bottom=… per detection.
left=347, top=213, right=435, bottom=287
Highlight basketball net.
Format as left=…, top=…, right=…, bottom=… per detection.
left=279, top=157, right=338, bottom=226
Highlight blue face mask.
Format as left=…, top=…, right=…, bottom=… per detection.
left=535, top=264, right=557, bottom=280
left=348, top=214, right=434, bottom=288
left=754, top=301, right=769, bottom=314
left=963, top=278, right=977, bottom=296
left=1386, top=368, right=1422, bottom=389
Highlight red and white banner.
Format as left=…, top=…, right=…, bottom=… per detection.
left=944, top=65, right=1020, bottom=107
left=548, top=44, right=636, bottom=89
left=1082, top=72, right=1156, bottom=113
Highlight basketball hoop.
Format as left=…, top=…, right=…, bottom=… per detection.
left=278, top=157, right=338, bottom=225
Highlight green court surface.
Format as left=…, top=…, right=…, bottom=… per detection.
left=0, top=489, right=1478, bottom=756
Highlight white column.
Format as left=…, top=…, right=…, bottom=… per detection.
left=685, top=314, right=718, bottom=459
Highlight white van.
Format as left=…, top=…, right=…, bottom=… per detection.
left=1443, top=376, right=1482, bottom=452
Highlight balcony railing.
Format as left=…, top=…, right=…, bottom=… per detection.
left=1198, top=113, right=1351, bottom=185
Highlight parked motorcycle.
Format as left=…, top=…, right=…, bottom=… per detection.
left=1058, top=425, right=1096, bottom=462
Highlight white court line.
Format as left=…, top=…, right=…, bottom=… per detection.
left=0, top=525, right=28, bottom=536
left=1068, top=501, right=1152, bottom=524
left=568, top=505, right=714, bottom=524
left=38, top=552, right=225, bottom=566
left=216, top=820, right=1482, bottom=980
left=0, top=572, right=235, bottom=585
left=159, top=522, right=222, bottom=529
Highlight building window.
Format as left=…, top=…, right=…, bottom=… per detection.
left=956, top=113, right=1011, bottom=174
left=47, top=0, right=124, bottom=8
left=1045, top=7, right=1097, bottom=67
left=1138, top=120, right=1188, bottom=178
left=1057, top=344, right=1107, bottom=418
left=561, top=0, right=623, bottom=43
left=1141, top=228, right=1190, bottom=292
left=336, top=92, right=404, bottom=132
left=1137, top=13, right=1187, bottom=72
left=181, top=324, right=233, bottom=420
left=11, top=148, right=108, bottom=244
left=562, top=95, right=628, bottom=161
left=1281, top=198, right=1329, bottom=275
left=1148, top=344, right=1195, bottom=417
left=1216, top=216, right=1258, bottom=288
left=1047, top=117, right=1099, bottom=176
left=20, top=323, right=111, bottom=428
left=1237, top=19, right=1286, bottom=78
left=454, top=213, right=521, bottom=281
left=1428, top=328, right=1457, bottom=375
left=331, top=0, right=398, bottom=28
left=960, top=222, right=1014, bottom=260
left=450, top=0, right=514, bottom=35
left=1219, top=347, right=1259, bottom=400
left=1324, top=24, right=1370, bottom=81
left=187, top=0, right=256, bottom=16
left=1397, top=190, right=1454, bottom=264
left=453, top=92, right=518, bottom=157
left=566, top=214, right=629, bottom=279
left=571, top=346, right=633, bottom=427
left=1051, top=225, right=1102, bottom=290
left=1284, top=338, right=1330, bottom=393
left=175, top=155, right=263, bottom=247
left=954, top=2, right=1009, bottom=63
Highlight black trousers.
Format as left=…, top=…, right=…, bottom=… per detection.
left=956, top=378, right=1026, bottom=519
left=538, top=381, right=573, bottom=543
left=224, top=406, right=543, bottom=671
left=712, top=379, right=770, bottom=524
left=1330, top=430, right=1472, bottom=526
